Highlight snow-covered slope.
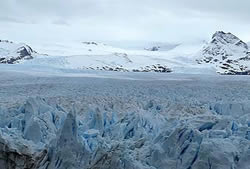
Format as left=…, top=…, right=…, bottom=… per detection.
left=0, top=40, right=37, bottom=64
left=2, top=31, right=250, bottom=75
left=197, top=31, right=250, bottom=74
left=24, top=40, right=206, bottom=73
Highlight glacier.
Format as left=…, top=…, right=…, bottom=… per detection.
left=0, top=67, right=250, bottom=169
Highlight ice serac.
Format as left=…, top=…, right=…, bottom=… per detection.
left=197, top=31, right=250, bottom=74
left=47, top=112, right=88, bottom=169
left=0, top=40, right=36, bottom=64
left=0, top=97, right=250, bottom=169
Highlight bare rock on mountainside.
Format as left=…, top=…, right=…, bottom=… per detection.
left=197, top=31, right=250, bottom=75
left=133, top=64, right=172, bottom=73
left=0, top=40, right=36, bottom=64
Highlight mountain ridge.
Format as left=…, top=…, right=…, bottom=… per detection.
left=1, top=31, right=250, bottom=74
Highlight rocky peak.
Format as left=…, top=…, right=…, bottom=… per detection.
left=211, top=31, right=248, bottom=50
left=197, top=31, right=250, bottom=74
left=0, top=40, right=36, bottom=64
left=201, top=31, right=249, bottom=61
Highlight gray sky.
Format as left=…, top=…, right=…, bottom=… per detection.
left=1, top=0, right=250, bottom=44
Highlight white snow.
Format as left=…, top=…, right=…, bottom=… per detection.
left=16, top=39, right=207, bottom=74
left=1, top=31, right=250, bottom=75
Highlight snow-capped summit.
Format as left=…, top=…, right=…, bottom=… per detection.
left=0, top=40, right=36, bottom=64
left=211, top=31, right=248, bottom=50
left=197, top=31, right=250, bottom=74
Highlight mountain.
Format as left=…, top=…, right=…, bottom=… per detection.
left=2, top=32, right=250, bottom=75
left=25, top=41, right=183, bottom=73
left=0, top=40, right=37, bottom=64
left=196, top=31, right=250, bottom=74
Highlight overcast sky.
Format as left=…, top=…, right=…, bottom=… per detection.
left=1, top=0, right=250, bottom=44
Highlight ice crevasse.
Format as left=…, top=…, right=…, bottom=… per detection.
left=0, top=97, right=250, bottom=169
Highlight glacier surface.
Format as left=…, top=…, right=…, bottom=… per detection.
left=0, top=67, right=250, bottom=169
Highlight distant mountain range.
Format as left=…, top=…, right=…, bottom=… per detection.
left=1, top=31, right=250, bottom=74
